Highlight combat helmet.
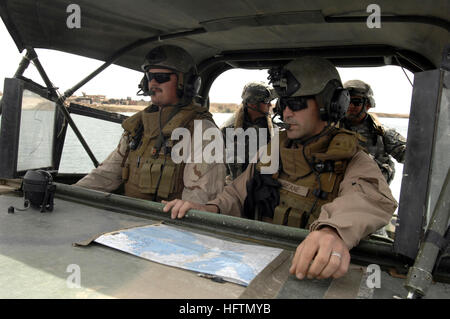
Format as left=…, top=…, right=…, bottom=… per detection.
left=344, top=79, right=376, bottom=108
left=268, top=56, right=350, bottom=122
left=241, top=81, right=276, bottom=105
left=138, top=45, right=201, bottom=103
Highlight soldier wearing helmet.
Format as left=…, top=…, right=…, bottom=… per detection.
left=163, top=56, right=397, bottom=280
left=76, top=45, right=226, bottom=204
left=221, top=81, right=276, bottom=181
left=343, top=79, right=406, bottom=184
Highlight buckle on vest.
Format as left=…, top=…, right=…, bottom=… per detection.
left=334, top=161, right=345, bottom=174
left=314, top=160, right=334, bottom=173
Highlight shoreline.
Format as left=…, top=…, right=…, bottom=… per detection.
left=69, top=102, right=410, bottom=118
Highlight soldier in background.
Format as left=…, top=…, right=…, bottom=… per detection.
left=342, top=80, right=406, bottom=184
left=220, top=81, right=276, bottom=182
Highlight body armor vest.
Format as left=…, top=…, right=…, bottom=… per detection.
left=121, top=104, right=213, bottom=201
left=256, top=127, right=359, bottom=228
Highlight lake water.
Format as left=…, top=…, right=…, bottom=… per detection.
left=58, top=112, right=408, bottom=208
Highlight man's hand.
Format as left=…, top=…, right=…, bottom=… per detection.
left=289, top=227, right=350, bottom=280
left=162, top=199, right=218, bottom=219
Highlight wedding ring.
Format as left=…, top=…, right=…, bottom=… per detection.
left=331, top=251, right=342, bottom=259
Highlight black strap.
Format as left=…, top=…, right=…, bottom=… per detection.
left=153, top=106, right=183, bottom=157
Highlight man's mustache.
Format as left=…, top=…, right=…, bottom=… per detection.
left=150, top=87, right=163, bottom=93
left=284, top=119, right=298, bottom=125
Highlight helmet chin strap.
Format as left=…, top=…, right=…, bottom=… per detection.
left=245, top=103, right=270, bottom=117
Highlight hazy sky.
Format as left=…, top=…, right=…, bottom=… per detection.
left=0, top=19, right=414, bottom=114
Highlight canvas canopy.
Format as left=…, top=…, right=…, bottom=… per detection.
left=0, top=0, right=448, bottom=74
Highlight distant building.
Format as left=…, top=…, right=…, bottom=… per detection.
left=65, top=93, right=147, bottom=107
left=75, top=98, right=92, bottom=104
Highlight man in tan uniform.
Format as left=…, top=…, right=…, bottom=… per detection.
left=163, top=56, right=397, bottom=280
left=75, top=45, right=226, bottom=204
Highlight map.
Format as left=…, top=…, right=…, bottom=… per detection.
left=94, top=223, right=283, bottom=286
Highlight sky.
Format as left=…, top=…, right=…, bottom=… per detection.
left=0, top=19, right=414, bottom=114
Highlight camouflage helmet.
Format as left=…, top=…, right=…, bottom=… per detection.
left=269, top=56, right=342, bottom=98
left=344, top=79, right=376, bottom=108
left=241, top=81, right=275, bottom=105
left=141, top=44, right=196, bottom=74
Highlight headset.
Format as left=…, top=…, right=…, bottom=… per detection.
left=269, top=67, right=349, bottom=124
left=318, top=81, right=350, bottom=123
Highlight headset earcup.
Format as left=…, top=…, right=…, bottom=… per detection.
left=139, top=76, right=149, bottom=95
left=181, top=73, right=201, bottom=100
left=329, top=88, right=350, bottom=122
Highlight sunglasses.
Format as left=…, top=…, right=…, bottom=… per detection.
left=279, top=96, right=312, bottom=112
left=350, top=98, right=365, bottom=107
left=145, top=72, right=176, bottom=84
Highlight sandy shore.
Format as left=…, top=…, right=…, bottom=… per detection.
left=69, top=102, right=410, bottom=118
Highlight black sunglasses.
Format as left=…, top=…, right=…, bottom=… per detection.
left=350, top=97, right=365, bottom=107
left=145, top=72, right=176, bottom=84
left=279, top=96, right=312, bottom=112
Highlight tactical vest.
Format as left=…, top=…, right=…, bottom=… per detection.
left=121, top=104, right=213, bottom=201
left=256, top=127, right=359, bottom=228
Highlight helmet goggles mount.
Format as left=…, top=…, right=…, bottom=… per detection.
left=268, top=67, right=300, bottom=98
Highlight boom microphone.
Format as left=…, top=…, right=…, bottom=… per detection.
left=273, top=121, right=291, bottom=130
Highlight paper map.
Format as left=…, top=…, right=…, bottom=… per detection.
left=94, top=224, right=282, bottom=286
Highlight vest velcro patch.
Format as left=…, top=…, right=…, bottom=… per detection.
left=278, top=179, right=309, bottom=197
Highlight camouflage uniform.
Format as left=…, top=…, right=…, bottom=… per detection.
left=220, top=82, right=275, bottom=181
left=343, top=80, right=406, bottom=184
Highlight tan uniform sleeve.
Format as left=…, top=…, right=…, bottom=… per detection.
left=206, top=163, right=254, bottom=217
left=181, top=119, right=227, bottom=204
left=310, top=150, right=398, bottom=249
left=74, top=132, right=128, bottom=192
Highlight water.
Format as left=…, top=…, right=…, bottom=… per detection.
left=58, top=113, right=408, bottom=206
left=58, top=112, right=234, bottom=173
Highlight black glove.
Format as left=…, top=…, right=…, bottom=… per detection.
left=243, top=170, right=281, bottom=220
